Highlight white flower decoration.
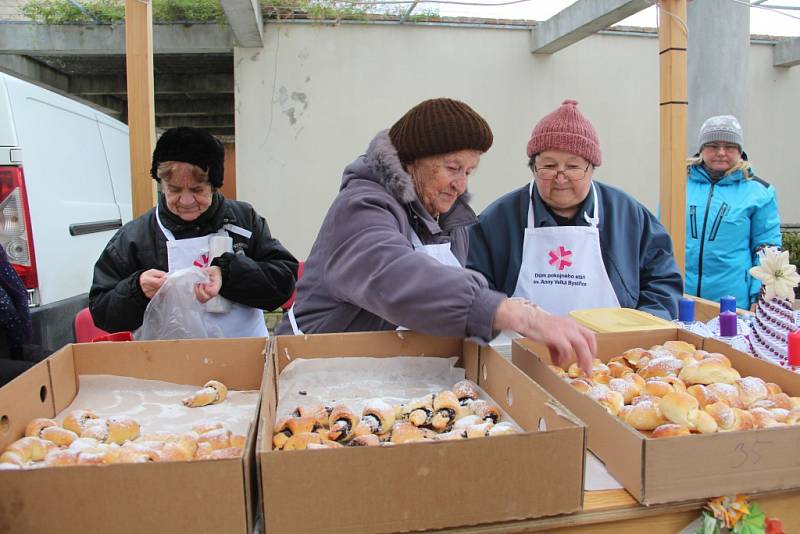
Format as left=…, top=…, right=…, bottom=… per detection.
left=749, top=247, right=800, bottom=301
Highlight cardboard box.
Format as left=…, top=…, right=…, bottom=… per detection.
left=0, top=338, right=267, bottom=534
left=512, top=329, right=800, bottom=505
left=257, top=331, right=586, bottom=533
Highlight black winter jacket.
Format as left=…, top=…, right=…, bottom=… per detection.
left=89, top=194, right=298, bottom=333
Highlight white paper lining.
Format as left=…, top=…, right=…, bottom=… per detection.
left=276, top=356, right=520, bottom=430
left=58, top=375, right=259, bottom=437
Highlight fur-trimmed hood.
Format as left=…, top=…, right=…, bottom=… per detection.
left=341, top=130, right=476, bottom=230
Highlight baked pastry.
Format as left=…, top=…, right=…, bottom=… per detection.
left=651, top=423, right=691, bottom=439
left=705, top=402, right=754, bottom=432
left=487, top=422, right=516, bottom=436
left=607, top=361, right=634, bottom=378
left=327, top=405, right=359, bottom=443
left=619, top=401, right=667, bottom=430
left=749, top=407, right=783, bottom=429
left=399, top=395, right=434, bottom=427
left=679, top=359, right=741, bottom=385
left=198, top=446, right=245, bottom=458
left=282, top=432, right=325, bottom=451
left=463, top=422, right=493, bottom=438
left=430, top=391, right=460, bottom=431
left=182, top=380, right=228, bottom=408
left=686, top=385, right=720, bottom=408
left=766, top=382, right=784, bottom=395
left=750, top=393, right=792, bottom=411
left=735, top=377, right=769, bottom=407
left=453, top=415, right=481, bottom=430
left=630, top=395, right=660, bottom=405
left=350, top=434, right=381, bottom=447
left=362, top=399, right=397, bottom=434
left=453, top=380, right=478, bottom=404
left=659, top=391, right=717, bottom=433
left=0, top=437, right=56, bottom=466
left=274, top=416, right=318, bottom=449
left=587, top=385, right=624, bottom=416
left=705, top=383, right=744, bottom=409
left=470, top=400, right=500, bottom=423
left=292, top=405, right=332, bottom=427
left=62, top=409, right=101, bottom=435
left=569, top=378, right=593, bottom=394
left=44, top=449, right=80, bottom=466
left=568, top=359, right=611, bottom=383
left=25, top=418, right=57, bottom=438
left=608, top=374, right=646, bottom=404
left=390, top=421, right=426, bottom=444
left=638, top=357, right=684, bottom=379
left=621, top=348, right=652, bottom=368
left=193, top=422, right=224, bottom=435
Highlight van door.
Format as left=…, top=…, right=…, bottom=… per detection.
left=4, top=75, right=124, bottom=306
left=96, top=113, right=133, bottom=224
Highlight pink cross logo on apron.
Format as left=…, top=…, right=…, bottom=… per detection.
left=193, top=252, right=210, bottom=268
left=548, top=246, right=572, bottom=270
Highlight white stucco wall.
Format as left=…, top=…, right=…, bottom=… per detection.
left=235, top=22, right=800, bottom=259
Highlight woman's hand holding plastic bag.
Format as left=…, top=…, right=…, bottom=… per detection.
left=135, top=267, right=224, bottom=340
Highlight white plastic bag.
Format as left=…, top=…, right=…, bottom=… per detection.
left=135, top=267, right=224, bottom=340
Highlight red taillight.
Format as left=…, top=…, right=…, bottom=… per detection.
left=0, top=166, right=37, bottom=289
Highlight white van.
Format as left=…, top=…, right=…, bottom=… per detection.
left=0, top=73, right=132, bottom=352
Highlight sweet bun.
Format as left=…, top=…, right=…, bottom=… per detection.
left=749, top=407, right=783, bottom=429
left=40, top=426, right=79, bottom=447
left=705, top=383, right=744, bottom=409
left=607, top=361, right=634, bottom=378
left=587, top=385, right=624, bottom=416
left=659, top=392, right=699, bottom=427
left=453, top=380, right=479, bottom=404
left=25, top=418, right=57, bottom=438
left=106, top=416, right=141, bottom=444
left=651, top=423, right=691, bottom=439
left=735, top=377, right=769, bottom=407
left=686, top=384, right=720, bottom=408
left=619, top=401, right=667, bottom=430
left=569, top=378, right=593, bottom=394
left=62, top=409, right=100, bottom=434
left=679, top=359, right=741, bottom=385
left=182, top=380, right=229, bottom=408
left=638, top=357, right=684, bottom=379
left=608, top=374, right=646, bottom=404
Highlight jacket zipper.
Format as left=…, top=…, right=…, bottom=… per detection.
left=689, top=206, right=697, bottom=239
left=696, top=181, right=716, bottom=298
left=708, top=202, right=729, bottom=242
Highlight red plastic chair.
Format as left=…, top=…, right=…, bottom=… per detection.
left=74, top=307, right=133, bottom=343
left=280, top=261, right=305, bottom=311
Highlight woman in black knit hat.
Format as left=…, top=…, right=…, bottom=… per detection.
left=277, top=98, right=596, bottom=374
left=89, top=127, right=298, bottom=338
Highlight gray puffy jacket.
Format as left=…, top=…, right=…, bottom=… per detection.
left=276, top=130, right=505, bottom=339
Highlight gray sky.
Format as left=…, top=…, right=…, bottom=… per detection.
left=432, top=0, right=800, bottom=37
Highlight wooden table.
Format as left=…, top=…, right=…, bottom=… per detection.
left=444, top=488, right=800, bottom=533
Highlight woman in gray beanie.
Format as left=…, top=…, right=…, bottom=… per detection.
left=685, top=115, right=781, bottom=309
left=277, top=98, right=596, bottom=374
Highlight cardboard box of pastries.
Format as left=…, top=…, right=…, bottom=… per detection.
left=511, top=328, right=800, bottom=505
left=257, top=331, right=586, bottom=534
left=0, top=338, right=266, bottom=533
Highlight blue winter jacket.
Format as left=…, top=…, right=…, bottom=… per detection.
left=467, top=180, right=683, bottom=319
left=685, top=163, right=781, bottom=309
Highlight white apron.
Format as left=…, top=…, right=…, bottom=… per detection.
left=510, top=181, right=620, bottom=316
left=287, top=229, right=461, bottom=335
left=156, top=210, right=268, bottom=338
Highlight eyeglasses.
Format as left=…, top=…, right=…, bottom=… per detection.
left=533, top=163, right=591, bottom=181
left=703, top=143, right=740, bottom=153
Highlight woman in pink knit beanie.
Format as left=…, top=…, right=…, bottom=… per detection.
left=468, top=99, right=683, bottom=320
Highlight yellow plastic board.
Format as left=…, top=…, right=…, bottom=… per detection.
left=569, top=308, right=675, bottom=333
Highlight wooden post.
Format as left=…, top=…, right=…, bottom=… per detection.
left=658, top=0, right=688, bottom=274
left=125, top=0, right=156, bottom=217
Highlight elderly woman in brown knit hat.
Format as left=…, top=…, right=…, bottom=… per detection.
left=278, top=98, right=596, bottom=373
left=468, top=99, right=683, bottom=319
